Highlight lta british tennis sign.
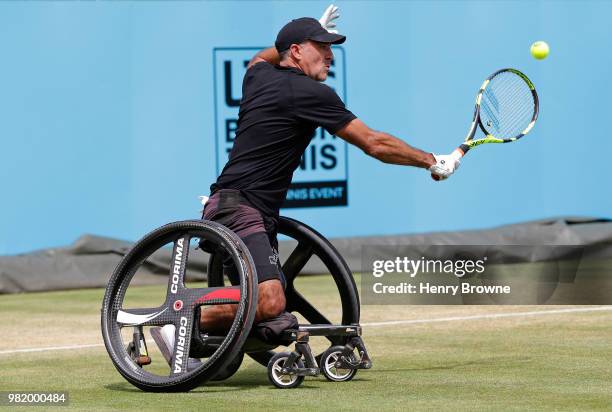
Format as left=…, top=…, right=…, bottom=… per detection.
left=213, top=47, right=349, bottom=208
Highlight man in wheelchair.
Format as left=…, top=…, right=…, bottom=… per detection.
left=152, top=7, right=460, bottom=366
left=103, top=4, right=461, bottom=391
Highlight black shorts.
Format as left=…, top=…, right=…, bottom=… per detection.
left=203, top=190, right=285, bottom=287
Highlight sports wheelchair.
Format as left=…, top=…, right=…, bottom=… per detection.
left=101, top=217, right=371, bottom=392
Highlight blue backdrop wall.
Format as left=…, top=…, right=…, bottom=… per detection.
left=1, top=1, right=611, bottom=255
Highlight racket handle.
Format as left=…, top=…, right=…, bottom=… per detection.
left=457, top=144, right=470, bottom=157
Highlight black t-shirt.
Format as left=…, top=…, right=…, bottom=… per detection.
left=211, top=62, right=356, bottom=218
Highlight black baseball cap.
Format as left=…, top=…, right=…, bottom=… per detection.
left=275, top=17, right=346, bottom=52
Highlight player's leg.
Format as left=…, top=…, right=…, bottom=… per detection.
left=201, top=191, right=286, bottom=317
left=200, top=279, right=285, bottom=333
left=200, top=225, right=287, bottom=331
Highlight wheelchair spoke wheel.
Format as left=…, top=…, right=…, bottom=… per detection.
left=101, top=220, right=258, bottom=392
left=208, top=216, right=360, bottom=367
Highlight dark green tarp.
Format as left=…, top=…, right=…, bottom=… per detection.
left=1, top=217, right=611, bottom=294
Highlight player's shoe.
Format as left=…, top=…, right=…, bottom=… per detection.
left=150, top=325, right=202, bottom=371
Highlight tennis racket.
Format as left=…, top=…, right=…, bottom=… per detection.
left=456, top=68, right=539, bottom=157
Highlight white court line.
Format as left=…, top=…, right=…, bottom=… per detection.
left=362, top=306, right=612, bottom=327
left=1, top=306, right=611, bottom=356
left=0, top=343, right=104, bottom=355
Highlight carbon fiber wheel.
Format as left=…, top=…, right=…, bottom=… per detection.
left=101, top=220, right=258, bottom=392
left=211, top=351, right=244, bottom=381
left=208, top=216, right=360, bottom=367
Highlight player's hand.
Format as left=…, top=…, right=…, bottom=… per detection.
left=318, top=4, right=340, bottom=33
left=429, top=150, right=461, bottom=181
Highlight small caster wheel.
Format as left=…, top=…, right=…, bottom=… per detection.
left=267, top=352, right=305, bottom=389
left=320, top=345, right=358, bottom=382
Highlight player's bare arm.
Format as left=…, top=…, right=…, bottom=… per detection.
left=336, top=118, right=436, bottom=168
left=248, top=47, right=280, bottom=69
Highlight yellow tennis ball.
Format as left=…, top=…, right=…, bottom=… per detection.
left=530, top=41, right=549, bottom=60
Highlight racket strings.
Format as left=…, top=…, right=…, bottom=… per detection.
left=480, top=96, right=501, bottom=130
left=480, top=72, right=535, bottom=139
left=496, top=81, right=533, bottom=125
left=486, top=75, right=532, bottom=124
left=482, top=76, right=533, bottom=137
left=484, top=81, right=532, bottom=136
